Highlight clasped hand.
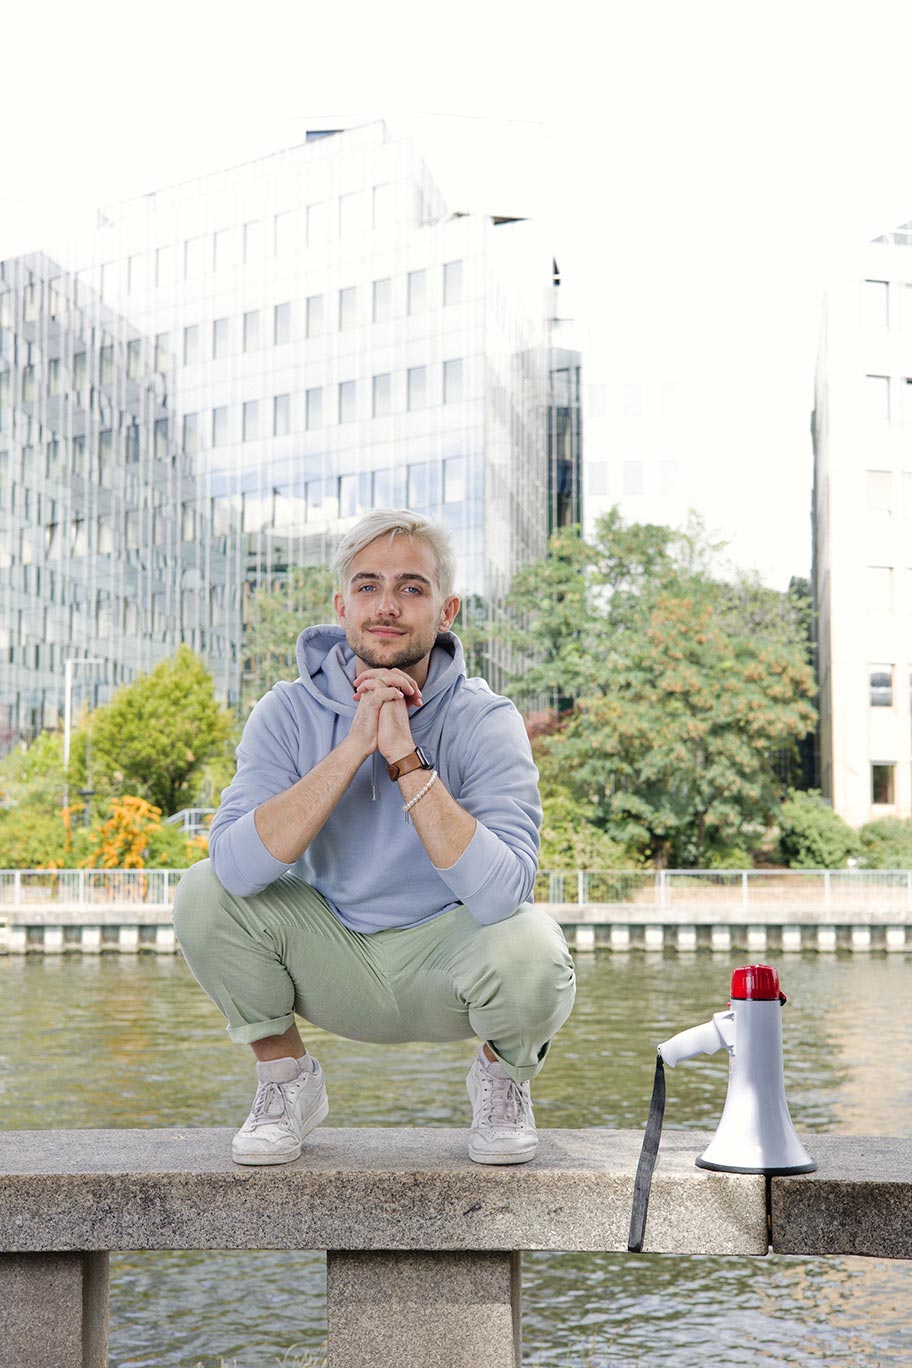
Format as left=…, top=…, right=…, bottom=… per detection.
left=349, top=668, right=422, bottom=762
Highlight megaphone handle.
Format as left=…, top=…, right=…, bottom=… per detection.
left=628, top=1053, right=666, bottom=1253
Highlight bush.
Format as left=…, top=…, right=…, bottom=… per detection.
left=776, top=789, right=859, bottom=868
left=0, top=805, right=68, bottom=868
left=538, top=786, right=638, bottom=870
left=858, top=816, right=912, bottom=868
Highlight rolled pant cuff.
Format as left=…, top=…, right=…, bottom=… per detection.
left=227, top=1012, right=296, bottom=1045
left=487, top=1038, right=550, bottom=1084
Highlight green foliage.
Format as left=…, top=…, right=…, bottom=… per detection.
left=858, top=816, right=912, bottom=869
left=777, top=789, right=859, bottom=868
left=537, top=772, right=638, bottom=871
left=0, top=804, right=68, bottom=868
left=0, top=730, right=66, bottom=809
left=509, top=509, right=817, bottom=868
left=244, top=565, right=335, bottom=708
left=69, top=645, right=235, bottom=817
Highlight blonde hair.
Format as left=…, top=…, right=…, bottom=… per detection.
left=332, top=508, right=457, bottom=600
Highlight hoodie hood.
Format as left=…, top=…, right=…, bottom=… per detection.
left=294, top=624, right=467, bottom=726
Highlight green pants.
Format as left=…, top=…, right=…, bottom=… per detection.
left=173, top=860, right=575, bottom=1084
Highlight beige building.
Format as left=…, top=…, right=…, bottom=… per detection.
left=813, top=220, right=912, bottom=825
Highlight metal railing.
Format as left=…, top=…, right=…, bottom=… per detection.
left=2, top=867, right=912, bottom=912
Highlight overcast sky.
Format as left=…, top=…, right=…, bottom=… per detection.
left=5, top=0, right=912, bottom=587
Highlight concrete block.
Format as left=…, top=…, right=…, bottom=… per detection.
left=7, top=926, right=27, bottom=954
left=0, top=1251, right=108, bottom=1368
left=80, top=927, right=102, bottom=954
left=711, top=925, right=732, bottom=953
left=747, top=926, right=767, bottom=954
left=771, top=1135, right=912, bottom=1259
left=574, top=925, right=596, bottom=952
left=326, top=1249, right=521, bottom=1368
left=43, top=926, right=64, bottom=954
left=850, top=926, right=872, bottom=952
left=816, top=926, right=837, bottom=952
left=885, top=926, right=906, bottom=952
left=154, top=925, right=176, bottom=953
left=0, top=1127, right=768, bottom=1257
left=676, top=925, right=697, bottom=952
left=781, top=926, right=802, bottom=953
left=609, top=924, right=630, bottom=951
left=644, top=925, right=665, bottom=952
left=117, top=926, right=139, bottom=953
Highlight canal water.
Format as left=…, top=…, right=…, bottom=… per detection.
left=2, top=950, right=910, bottom=1367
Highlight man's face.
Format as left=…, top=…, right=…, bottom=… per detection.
left=334, top=534, right=459, bottom=674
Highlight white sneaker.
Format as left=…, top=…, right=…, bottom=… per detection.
left=232, top=1055, right=329, bottom=1166
left=466, top=1051, right=538, bottom=1165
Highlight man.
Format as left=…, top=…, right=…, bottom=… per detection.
left=174, top=508, right=575, bottom=1166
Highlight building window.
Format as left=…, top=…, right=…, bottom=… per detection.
left=274, top=211, right=292, bottom=255
left=307, top=202, right=328, bottom=246
left=212, top=228, right=232, bottom=271
left=372, top=183, right=395, bottom=227
left=184, top=325, right=200, bottom=366
left=865, top=374, right=891, bottom=423
left=127, top=339, right=142, bottom=381
left=872, top=763, right=895, bottom=805
left=867, top=565, right=894, bottom=612
left=73, top=351, right=87, bottom=388
left=339, top=192, right=360, bottom=237
left=339, top=473, right=366, bottom=518
left=861, top=279, right=889, bottom=327
left=154, top=332, right=171, bottom=371
left=243, top=310, right=260, bottom=352
left=443, top=260, right=463, bottom=306
left=182, top=413, right=200, bottom=453
left=338, top=380, right=357, bottom=424
left=155, top=246, right=174, bottom=288
left=407, top=461, right=432, bottom=508
left=443, top=358, right=463, bottom=405
left=443, top=456, right=466, bottom=503
left=306, top=295, right=324, bottom=338
left=866, top=470, right=892, bottom=511
left=212, top=406, right=229, bottom=447
left=623, top=460, right=644, bottom=495
left=305, top=479, right=323, bottom=519
left=407, top=366, right=427, bottom=411
left=373, top=278, right=392, bottom=322
left=407, top=269, right=427, bottom=315
left=870, top=665, right=893, bottom=707
left=99, top=345, right=114, bottom=385
left=243, top=400, right=260, bottom=442
left=306, top=388, right=323, bottom=430
left=243, top=221, right=262, bottom=263
left=372, top=468, right=394, bottom=507
left=184, top=236, right=205, bottom=279
left=338, top=287, right=357, bottom=331
left=372, top=373, right=391, bottom=418
left=274, top=302, right=291, bottom=345
left=213, top=317, right=230, bottom=359
left=273, top=393, right=290, bottom=436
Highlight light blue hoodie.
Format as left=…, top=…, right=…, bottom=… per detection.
left=208, top=626, right=542, bottom=932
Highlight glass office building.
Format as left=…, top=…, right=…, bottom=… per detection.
left=1, top=120, right=578, bottom=747
left=0, top=252, right=237, bottom=750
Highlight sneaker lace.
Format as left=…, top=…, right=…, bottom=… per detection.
left=249, top=1080, right=289, bottom=1129
left=484, top=1074, right=527, bottom=1128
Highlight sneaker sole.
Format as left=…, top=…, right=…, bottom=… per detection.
left=232, top=1094, right=329, bottom=1166
left=468, top=1139, right=538, bottom=1165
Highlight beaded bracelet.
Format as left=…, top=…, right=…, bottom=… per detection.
left=402, top=769, right=438, bottom=821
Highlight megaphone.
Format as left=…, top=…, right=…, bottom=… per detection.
left=629, top=964, right=815, bottom=1251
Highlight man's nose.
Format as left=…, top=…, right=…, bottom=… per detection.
left=376, top=588, right=400, bottom=616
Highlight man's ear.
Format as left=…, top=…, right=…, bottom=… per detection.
left=333, top=590, right=346, bottom=623
left=439, top=594, right=460, bottom=631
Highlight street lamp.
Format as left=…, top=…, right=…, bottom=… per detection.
left=63, top=658, right=104, bottom=812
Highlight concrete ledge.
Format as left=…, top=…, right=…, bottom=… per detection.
left=771, top=1135, right=912, bottom=1260
left=0, top=1127, right=768, bottom=1257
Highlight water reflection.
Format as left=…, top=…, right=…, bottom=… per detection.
left=2, top=951, right=910, bottom=1366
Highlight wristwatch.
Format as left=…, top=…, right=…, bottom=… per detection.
left=387, top=746, right=433, bottom=781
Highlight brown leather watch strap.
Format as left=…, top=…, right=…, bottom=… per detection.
left=387, top=747, right=431, bottom=781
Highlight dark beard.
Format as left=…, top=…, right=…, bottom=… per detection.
left=347, top=626, right=438, bottom=672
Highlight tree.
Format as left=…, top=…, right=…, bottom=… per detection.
left=78, top=795, right=207, bottom=869
left=69, top=645, right=236, bottom=816
left=777, top=790, right=859, bottom=868
left=509, top=510, right=817, bottom=867
left=244, top=565, right=335, bottom=708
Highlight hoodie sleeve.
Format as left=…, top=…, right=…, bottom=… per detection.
left=207, top=688, right=305, bottom=896
left=432, top=695, right=542, bottom=925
